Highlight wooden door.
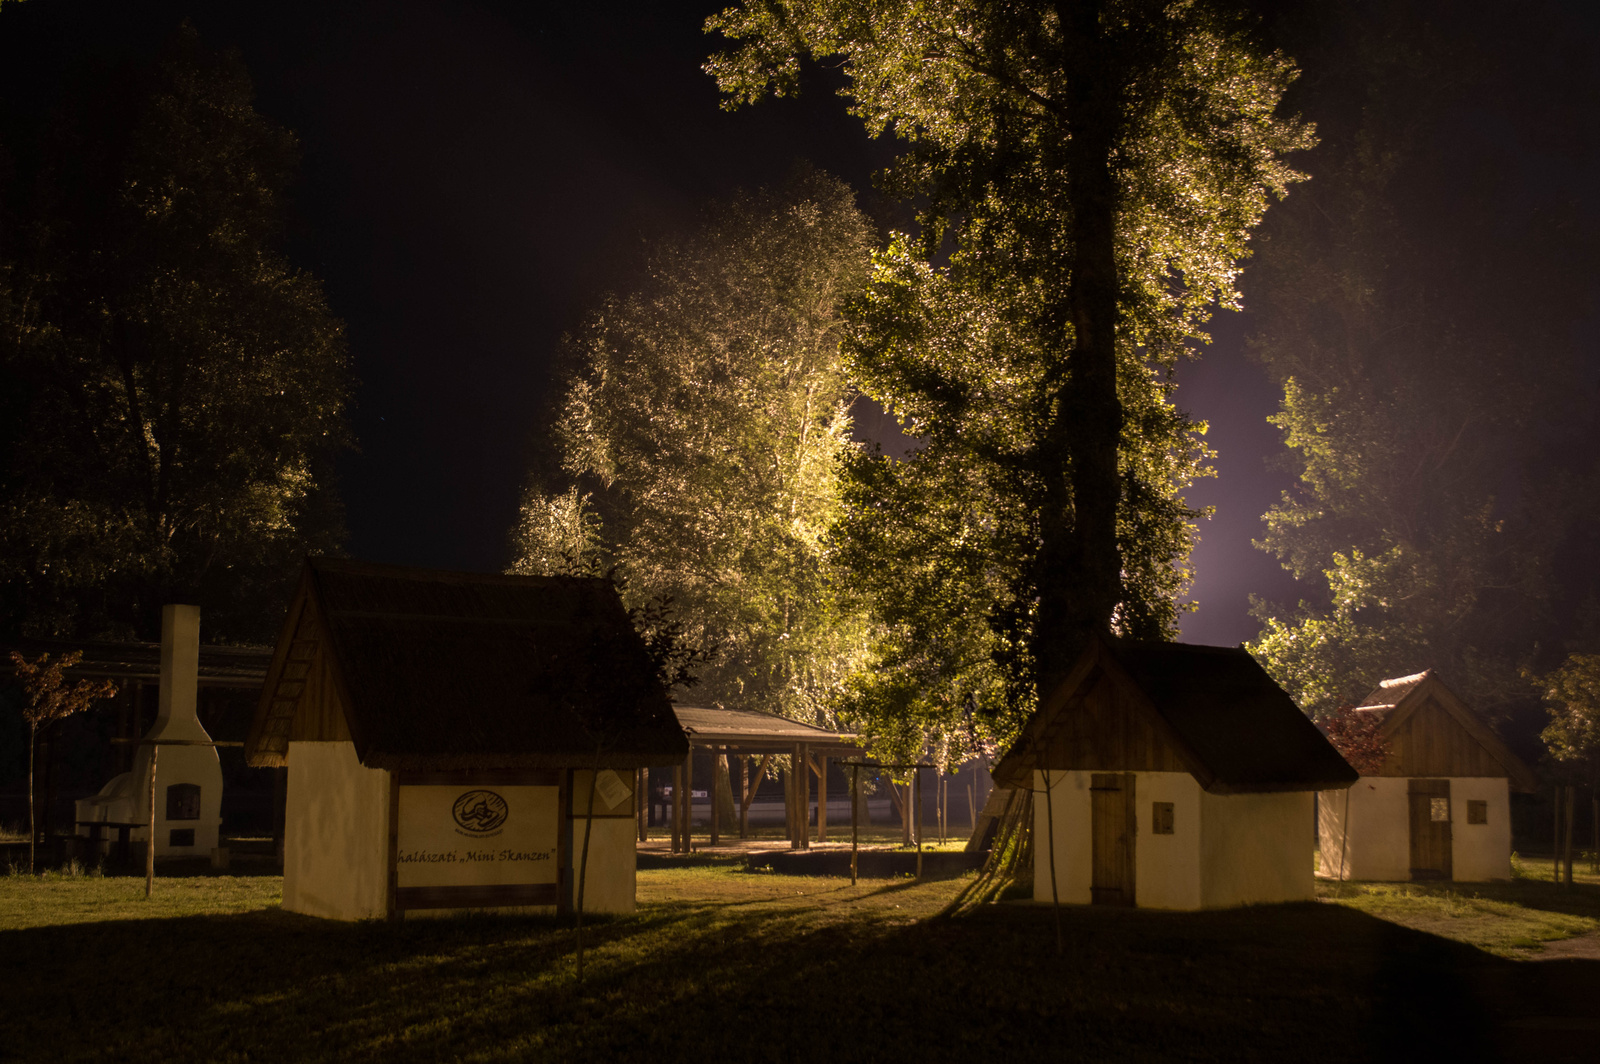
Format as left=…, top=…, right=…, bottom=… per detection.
left=1090, top=773, right=1136, bottom=906
left=1408, top=778, right=1453, bottom=880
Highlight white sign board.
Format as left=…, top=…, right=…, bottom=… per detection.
left=396, top=785, right=558, bottom=892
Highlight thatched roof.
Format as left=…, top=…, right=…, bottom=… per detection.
left=245, top=558, right=688, bottom=771
left=992, top=639, right=1358, bottom=794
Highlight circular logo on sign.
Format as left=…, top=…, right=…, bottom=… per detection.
left=452, top=790, right=509, bottom=834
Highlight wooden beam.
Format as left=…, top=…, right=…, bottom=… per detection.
left=386, top=769, right=400, bottom=921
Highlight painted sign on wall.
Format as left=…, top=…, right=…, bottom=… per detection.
left=396, top=784, right=560, bottom=907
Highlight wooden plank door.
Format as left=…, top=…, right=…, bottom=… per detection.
left=1408, top=778, right=1453, bottom=880
left=1090, top=773, right=1136, bottom=906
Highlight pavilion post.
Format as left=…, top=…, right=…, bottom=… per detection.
left=850, top=764, right=859, bottom=885
left=739, top=756, right=749, bottom=839
left=710, top=747, right=722, bottom=848
left=684, top=748, right=695, bottom=853
left=914, top=766, right=923, bottom=879
left=816, top=754, right=828, bottom=843
left=795, top=743, right=810, bottom=850
left=671, top=764, right=682, bottom=854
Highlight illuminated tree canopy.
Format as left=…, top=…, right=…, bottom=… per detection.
left=511, top=170, right=874, bottom=724
left=708, top=0, right=1312, bottom=758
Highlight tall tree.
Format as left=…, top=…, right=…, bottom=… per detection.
left=510, top=170, right=874, bottom=724
left=1245, top=0, right=1599, bottom=718
left=0, top=25, right=351, bottom=642
left=708, top=0, right=1311, bottom=747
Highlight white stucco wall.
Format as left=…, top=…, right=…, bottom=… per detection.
left=283, top=741, right=392, bottom=921
left=1136, top=773, right=1203, bottom=910
left=1033, top=770, right=1204, bottom=910
left=569, top=817, right=637, bottom=914
left=1451, top=778, right=1512, bottom=881
left=1318, top=777, right=1409, bottom=881
left=1321, top=776, right=1511, bottom=882
left=1033, top=769, right=1093, bottom=906
left=1199, top=789, right=1315, bottom=908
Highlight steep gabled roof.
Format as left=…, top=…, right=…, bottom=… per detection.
left=245, top=558, right=688, bottom=771
left=1356, top=669, right=1537, bottom=791
left=993, top=639, right=1358, bottom=794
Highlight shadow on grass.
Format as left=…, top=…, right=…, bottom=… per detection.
left=2, top=899, right=1597, bottom=1063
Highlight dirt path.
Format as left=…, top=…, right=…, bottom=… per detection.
left=1522, top=931, right=1600, bottom=961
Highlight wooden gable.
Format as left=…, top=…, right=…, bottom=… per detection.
left=1035, top=668, right=1191, bottom=776
left=1369, top=676, right=1537, bottom=790
left=246, top=574, right=354, bottom=768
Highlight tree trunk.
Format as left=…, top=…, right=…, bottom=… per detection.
left=715, top=754, right=737, bottom=834
left=1036, top=0, right=1125, bottom=699
left=27, top=723, right=37, bottom=874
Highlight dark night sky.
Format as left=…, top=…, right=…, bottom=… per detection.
left=3, top=0, right=1588, bottom=648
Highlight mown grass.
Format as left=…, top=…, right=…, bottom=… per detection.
left=1318, top=879, right=1600, bottom=957
left=1, top=866, right=1596, bottom=1063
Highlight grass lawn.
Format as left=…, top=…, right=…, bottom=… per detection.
left=2, top=864, right=1597, bottom=1063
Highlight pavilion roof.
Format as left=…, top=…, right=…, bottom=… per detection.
left=672, top=704, right=859, bottom=754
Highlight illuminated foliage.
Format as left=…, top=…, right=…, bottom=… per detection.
left=1539, top=654, right=1600, bottom=786
left=0, top=25, right=351, bottom=642
left=511, top=171, right=874, bottom=723
left=709, top=0, right=1311, bottom=758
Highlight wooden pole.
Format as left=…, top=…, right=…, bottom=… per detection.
left=850, top=764, right=859, bottom=886
left=1554, top=785, right=1563, bottom=885
left=145, top=745, right=158, bottom=899
left=1563, top=784, right=1576, bottom=889
left=817, top=754, right=828, bottom=843
left=1043, top=765, right=1063, bottom=955
left=915, top=766, right=923, bottom=878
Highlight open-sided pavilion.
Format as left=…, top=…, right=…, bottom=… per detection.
left=651, top=706, right=861, bottom=852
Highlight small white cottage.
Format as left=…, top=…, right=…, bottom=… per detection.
left=75, top=604, right=224, bottom=859
left=993, top=639, right=1357, bottom=910
left=243, top=558, right=687, bottom=921
left=1317, top=670, right=1536, bottom=882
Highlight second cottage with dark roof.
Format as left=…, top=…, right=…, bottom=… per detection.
left=992, top=638, right=1357, bottom=910
left=244, top=558, right=687, bottom=921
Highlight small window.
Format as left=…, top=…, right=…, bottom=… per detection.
left=1152, top=801, right=1175, bottom=835
left=1430, top=797, right=1450, bottom=822
left=169, top=828, right=195, bottom=847
left=166, top=783, right=201, bottom=821
left=1467, top=800, right=1487, bottom=825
